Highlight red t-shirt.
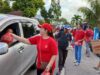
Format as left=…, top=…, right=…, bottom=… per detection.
left=85, top=29, right=94, bottom=42
left=28, top=35, right=58, bottom=71
left=74, top=29, right=85, bottom=45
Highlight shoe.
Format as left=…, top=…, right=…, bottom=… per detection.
left=56, top=71, right=61, bottom=75
left=74, top=62, right=80, bottom=66
left=93, top=67, right=99, bottom=70
left=87, top=55, right=90, bottom=57
left=74, top=61, right=77, bottom=63
left=73, top=60, right=77, bottom=63
left=86, top=52, right=90, bottom=57
left=86, top=54, right=90, bottom=57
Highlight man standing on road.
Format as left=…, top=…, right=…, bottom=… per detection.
left=74, top=24, right=85, bottom=66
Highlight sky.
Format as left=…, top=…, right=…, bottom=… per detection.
left=43, top=0, right=89, bottom=22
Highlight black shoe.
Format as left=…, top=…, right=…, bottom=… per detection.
left=93, top=67, right=99, bottom=70
left=56, top=72, right=61, bottom=75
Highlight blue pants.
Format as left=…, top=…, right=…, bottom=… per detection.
left=75, top=45, right=82, bottom=64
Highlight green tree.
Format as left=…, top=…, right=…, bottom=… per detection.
left=71, top=15, right=83, bottom=26
left=38, top=19, right=45, bottom=24
left=12, top=0, right=44, bottom=17
left=41, top=7, right=50, bottom=23
left=61, top=18, right=69, bottom=24
left=0, top=0, right=3, bottom=8
left=50, top=0, right=61, bottom=19
left=41, top=0, right=61, bottom=23
left=78, top=0, right=100, bottom=27
left=0, top=0, right=11, bottom=13
left=56, top=18, right=68, bottom=25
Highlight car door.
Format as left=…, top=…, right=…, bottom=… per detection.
left=17, top=21, right=37, bottom=75
left=0, top=21, right=25, bottom=75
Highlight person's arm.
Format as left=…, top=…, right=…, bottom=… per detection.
left=78, top=39, right=84, bottom=42
left=11, top=33, right=31, bottom=45
left=46, top=55, right=57, bottom=71
left=78, top=31, right=85, bottom=42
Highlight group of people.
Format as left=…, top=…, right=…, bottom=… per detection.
left=54, top=23, right=94, bottom=75
left=0, top=22, right=98, bottom=75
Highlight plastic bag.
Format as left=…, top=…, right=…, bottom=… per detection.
left=41, top=71, right=50, bottom=75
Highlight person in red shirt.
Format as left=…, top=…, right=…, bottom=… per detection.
left=10, top=23, right=58, bottom=75
left=74, top=24, right=85, bottom=66
left=84, top=26, right=94, bottom=57
left=1, top=28, right=14, bottom=46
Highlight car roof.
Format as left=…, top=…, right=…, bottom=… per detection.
left=0, top=14, right=39, bottom=31
left=0, top=14, right=39, bottom=26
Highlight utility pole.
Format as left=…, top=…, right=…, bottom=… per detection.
left=58, top=0, right=60, bottom=5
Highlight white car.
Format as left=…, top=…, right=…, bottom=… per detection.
left=0, top=14, right=39, bottom=75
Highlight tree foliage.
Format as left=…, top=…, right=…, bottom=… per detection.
left=0, top=0, right=11, bottom=13
left=71, top=15, right=83, bottom=26
left=12, top=0, right=44, bottom=17
left=41, top=0, right=61, bottom=23
left=78, top=0, right=100, bottom=27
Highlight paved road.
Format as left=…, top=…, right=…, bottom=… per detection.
left=63, top=45, right=100, bottom=75
left=25, top=45, right=100, bottom=75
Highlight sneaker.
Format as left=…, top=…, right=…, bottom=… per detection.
left=74, top=62, right=80, bottom=66
left=86, top=54, right=90, bottom=57
left=73, top=60, right=77, bottom=63
left=86, top=52, right=90, bottom=57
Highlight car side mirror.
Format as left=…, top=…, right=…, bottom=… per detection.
left=0, top=42, right=8, bottom=55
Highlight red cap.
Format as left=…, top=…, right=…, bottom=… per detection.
left=38, top=23, right=53, bottom=32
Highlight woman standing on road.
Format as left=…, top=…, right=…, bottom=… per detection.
left=10, top=23, right=58, bottom=75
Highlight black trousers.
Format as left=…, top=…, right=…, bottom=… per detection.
left=37, top=68, right=44, bottom=75
left=37, top=68, right=52, bottom=75
left=58, top=48, right=68, bottom=71
left=88, top=42, right=93, bottom=52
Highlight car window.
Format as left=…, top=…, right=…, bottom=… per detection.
left=21, top=22, right=36, bottom=38
left=0, top=22, right=21, bottom=47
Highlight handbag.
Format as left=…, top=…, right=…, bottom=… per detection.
left=39, top=38, right=49, bottom=69
left=40, top=62, right=49, bottom=69
left=39, top=37, right=51, bottom=75
left=41, top=71, right=50, bottom=75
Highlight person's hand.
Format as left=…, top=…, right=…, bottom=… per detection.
left=75, top=42, right=78, bottom=45
left=9, top=33, right=13, bottom=36
left=45, top=65, right=51, bottom=72
left=78, top=40, right=82, bottom=42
